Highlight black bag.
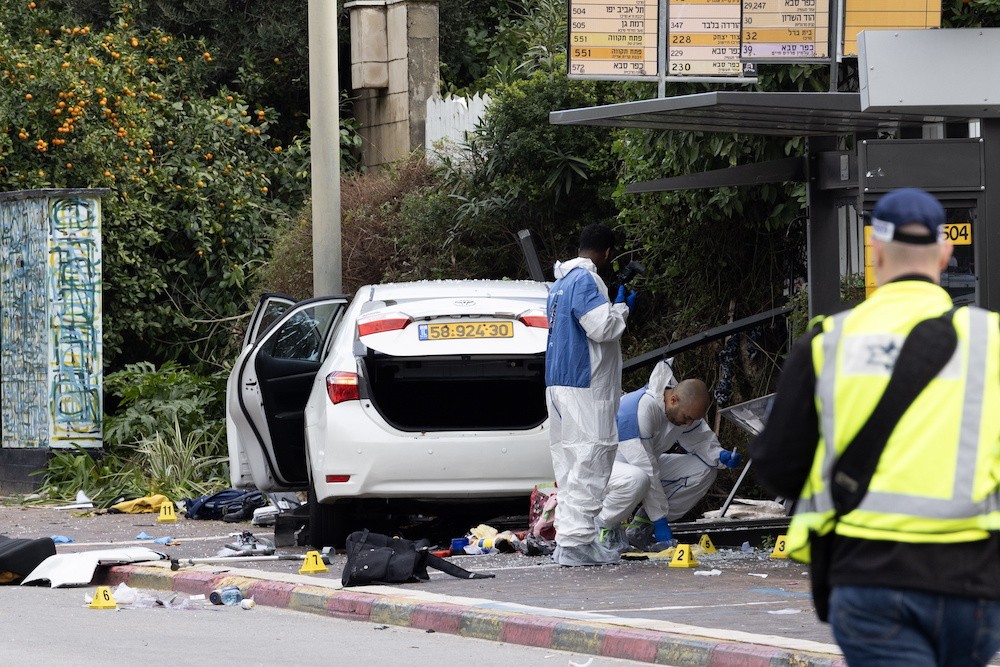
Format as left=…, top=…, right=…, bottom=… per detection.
left=184, top=489, right=268, bottom=522
left=341, top=529, right=495, bottom=587
left=809, top=308, right=958, bottom=622
left=0, top=535, right=56, bottom=585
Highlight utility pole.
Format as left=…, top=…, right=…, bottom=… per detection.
left=308, top=0, right=342, bottom=296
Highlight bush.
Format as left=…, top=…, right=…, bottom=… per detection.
left=0, top=3, right=309, bottom=370
left=32, top=361, right=228, bottom=505
left=255, top=156, right=437, bottom=299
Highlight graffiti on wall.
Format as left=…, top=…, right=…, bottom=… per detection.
left=0, top=194, right=102, bottom=449
left=49, top=198, right=102, bottom=445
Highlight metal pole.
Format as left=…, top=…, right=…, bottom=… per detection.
left=657, top=0, right=667, bottom=98
left=308, top=0, right=343, bottom=296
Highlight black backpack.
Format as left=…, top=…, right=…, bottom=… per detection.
left=184, top=489, right=268, bottom=522
left=341, top=529, right=495, bottom=587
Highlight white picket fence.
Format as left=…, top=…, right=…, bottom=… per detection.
left=425, top=93, right=490, bottom=165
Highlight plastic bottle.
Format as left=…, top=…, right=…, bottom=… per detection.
left=220, top=586, right=244, bottom=606
left=210, top=585, right=243, bottom=606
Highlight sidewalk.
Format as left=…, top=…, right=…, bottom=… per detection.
left=104, top=542, right=844, bottom=667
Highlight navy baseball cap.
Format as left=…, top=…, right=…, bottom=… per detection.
left=871, top=188, right=945, bottom=245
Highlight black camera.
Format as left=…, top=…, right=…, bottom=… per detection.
left=615, top=260, right=646, bottom=287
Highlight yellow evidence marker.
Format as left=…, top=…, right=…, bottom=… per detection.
left=698, top=533, right=718, bottom=554
left=299, top=550, right=329, bottom=574
left=770, top=534, right=789, bottom=559
left=157, top=501, right=178, bottom=523
left=89, top=586, right=117, bottom=609
left=668, top=543, right=699, bottom=568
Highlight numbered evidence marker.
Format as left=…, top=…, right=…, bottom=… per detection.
left=299, top=550, right=329, bottom=574
left=698, top=533, right=718, bottom=554
left=770, top=534, right=789, bottom=558
left=89, top=585, right=118, bottom=609
left=157, top=501, right=178, bottom=523
left=669, top=543, right=699, bottom=568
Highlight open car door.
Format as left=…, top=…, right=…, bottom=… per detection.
left=227, top=296, right=347, bottom=491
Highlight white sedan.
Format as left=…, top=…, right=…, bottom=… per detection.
left=226, top=280, right=554, bottom=547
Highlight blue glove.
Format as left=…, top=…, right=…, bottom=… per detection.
left=614, top=285, right=626, bottom=304
left=625, top=290, right=637, bottom=311
left=719, top=450, right=742, bottom=469
left=652, top=518, right=673, bottom=543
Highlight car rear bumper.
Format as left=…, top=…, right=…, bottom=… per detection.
left=307, top=400, right=554, bottom=502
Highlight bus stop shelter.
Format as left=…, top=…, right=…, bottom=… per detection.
left=549, top=30, right=1000, bottom=328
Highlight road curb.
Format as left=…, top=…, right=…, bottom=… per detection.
left=99, top=564, right=846, bottom=667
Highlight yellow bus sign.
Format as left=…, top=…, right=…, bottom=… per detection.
left=943, top=222, right=972, bottom=246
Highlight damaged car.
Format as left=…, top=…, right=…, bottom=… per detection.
left=226, top=280, right=554, bottom=547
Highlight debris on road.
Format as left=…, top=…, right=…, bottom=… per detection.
left=21, top=546, right=167, bottom=587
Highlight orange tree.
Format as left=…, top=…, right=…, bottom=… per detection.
left=0, top=1, right=309, bottom=369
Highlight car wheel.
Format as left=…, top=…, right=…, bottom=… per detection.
left=307, top=483, right=350, bottom=549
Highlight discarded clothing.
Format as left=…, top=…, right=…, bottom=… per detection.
left=21, top=547, right=166, bottom=587
left=110, top=494, right=172, bottom=514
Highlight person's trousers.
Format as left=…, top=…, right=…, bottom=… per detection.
left=829, top=585, right=1000, bottom=667
left=546, top=387, right=617, bottom=547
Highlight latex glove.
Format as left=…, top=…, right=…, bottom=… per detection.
left=719, top=450, right=742, bottom=469
left=625, top=290, right=637, bottom=311
left=652, top=518, right=673, bottom=543
left=614, top=285, right=626, bottom=304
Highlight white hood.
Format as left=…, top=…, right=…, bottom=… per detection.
left=553, top=256, right=596, bottom=280
left=646, top=357, right=677, bottom=399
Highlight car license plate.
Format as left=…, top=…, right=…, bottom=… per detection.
left=418, top=321, right=513, bottom=340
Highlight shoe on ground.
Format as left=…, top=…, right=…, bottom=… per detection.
left=597, top=525, right=632, bottom=554
left=552, top=540, right=620, bottom=566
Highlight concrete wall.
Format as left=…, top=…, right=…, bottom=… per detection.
left=348, top=0, right=440, bottom=168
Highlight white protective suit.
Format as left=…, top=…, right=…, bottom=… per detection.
left=597, top=359, right=726, bottom=528
left=545, top=256, right=629, bottom=548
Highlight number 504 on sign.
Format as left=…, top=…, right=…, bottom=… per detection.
left=943, top=222, right=971, bottom=245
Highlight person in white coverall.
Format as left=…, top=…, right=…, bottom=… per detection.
left=597, top=359, right=742, bottom=551
left=545, top=223, right=635, bottom=566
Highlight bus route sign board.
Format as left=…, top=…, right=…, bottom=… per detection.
left=741, top=0, right=830, bottom=60
left=667, top=0, right=745, bottom=76
left=568, top=0, right=660, bottom=78
left=567, top=0, right=942, bottom=80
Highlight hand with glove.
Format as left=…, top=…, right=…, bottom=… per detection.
left=719, top=449, right=742, bottom=469
left=614, top=285, right=638, bottom=311
left=651, top=517, right=673, bottom=543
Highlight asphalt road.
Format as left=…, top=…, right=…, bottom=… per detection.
left=2, top=584, right=649, bottom=667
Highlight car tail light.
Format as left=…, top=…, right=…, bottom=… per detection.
left=357, top=312, right=412, bottom=337
left=326, top=474, right=351, bottom=483
left=518, top=309, right=548, bottom=329
left=326, top=371, right=359, bottom=404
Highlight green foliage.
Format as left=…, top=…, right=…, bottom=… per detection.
left=257, top=157, right=436, bottom=298
left=103, top=361, right=226, bottom=447
left=33, top=360, right=227, bottom=505
left=133, top=417, right=228, bottom=499
left=0, top=2, right=309, bottom=369
left=395, top=66, right=622, bottom=281
left=440, top=0, right=568, bottom=94
left=31, top=445, right=144, bottom=505
left=59, top=0, right=314, bottom=142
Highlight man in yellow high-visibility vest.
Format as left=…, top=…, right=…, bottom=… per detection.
left=751, top=188, right=999, bottom=666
